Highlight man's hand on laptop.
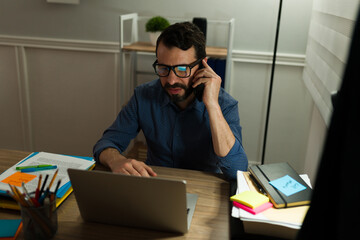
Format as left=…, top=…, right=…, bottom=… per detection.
left=99, top=148, right=157, bottom=177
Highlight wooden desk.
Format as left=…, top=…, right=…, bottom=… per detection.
left=122, top=41, right=228, bottom=58
left=0, top=149, right=231, bottom=239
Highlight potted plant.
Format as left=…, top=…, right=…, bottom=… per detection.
left=146, top=16, right=170, bottom=46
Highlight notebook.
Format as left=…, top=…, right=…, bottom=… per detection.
left=249, top=162, right=312, bottom=208
left=67, top=169, right=198, bottom=234
left=0, top=219, right=22, bottom=240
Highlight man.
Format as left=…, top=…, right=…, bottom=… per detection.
left=93, top=22, right=248, bottom=180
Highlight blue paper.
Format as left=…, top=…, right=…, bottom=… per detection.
left=0, top=219, right=21, bottom=237
left=57, top=181, right=72, bottom=198
left=269, top=175, right=306, bottom=197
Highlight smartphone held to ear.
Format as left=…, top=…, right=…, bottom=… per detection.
left=194, top=83, right=205, bottom=102
left=194, top=62, right=205, bottom=102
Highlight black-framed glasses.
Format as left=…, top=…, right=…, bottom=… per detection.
left=152, top=58, right=203, bottom=78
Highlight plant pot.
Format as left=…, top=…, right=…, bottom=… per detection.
left=149, top=32, right=161, bottom=46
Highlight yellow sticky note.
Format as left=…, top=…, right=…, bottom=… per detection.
left=230, top=191, right=269, bottom=209
left=1, top=172, right=37, bottom=187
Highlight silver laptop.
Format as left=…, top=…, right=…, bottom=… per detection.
left=67, top=169, right=198, bottom=233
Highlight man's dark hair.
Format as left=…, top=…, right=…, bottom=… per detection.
left=156, top=22, right=206, bottom=60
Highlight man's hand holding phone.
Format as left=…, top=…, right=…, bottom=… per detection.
left=192, top=59, right=235, bottom=158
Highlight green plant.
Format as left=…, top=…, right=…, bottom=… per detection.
left=145, top=16, right=170, bottom=32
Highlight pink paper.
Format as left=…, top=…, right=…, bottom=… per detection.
left=233, top=201, right=273, bottom=215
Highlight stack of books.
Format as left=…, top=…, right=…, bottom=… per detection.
left=231, top=165, right=312, bottom=239
left=0, top=152, right=95, bottom=210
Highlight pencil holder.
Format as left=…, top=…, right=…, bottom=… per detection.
left=20, top=199, right=58, bottom=240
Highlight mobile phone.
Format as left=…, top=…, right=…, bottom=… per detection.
left=194, top=62, right=205, bottom=102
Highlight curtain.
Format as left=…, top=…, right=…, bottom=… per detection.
left=302, top=0, right=359, bottom=125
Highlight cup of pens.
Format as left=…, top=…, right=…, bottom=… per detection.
left=8, top=169, right=61, bottom=240
left=20, top=193, right=58, bottom=240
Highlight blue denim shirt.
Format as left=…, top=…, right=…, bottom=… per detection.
left=93, top=79, right=248, bottom=180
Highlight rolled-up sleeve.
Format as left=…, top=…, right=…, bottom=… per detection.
left=215, top=95, right=248, bottom=180
left=217, top=139, right=248, bottom=180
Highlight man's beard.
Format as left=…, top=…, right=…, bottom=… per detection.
left=163, top=82, right=194, bottom=103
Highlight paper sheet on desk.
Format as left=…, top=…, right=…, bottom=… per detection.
left=0, top=152, right=95, bottom=196
left=231, top=171, right=311, bottom=229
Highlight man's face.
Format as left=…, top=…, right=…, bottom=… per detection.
left=156, top=42, right=199, bottom=102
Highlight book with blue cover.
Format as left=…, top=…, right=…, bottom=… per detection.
left=0, top=152, right=95, bottom=210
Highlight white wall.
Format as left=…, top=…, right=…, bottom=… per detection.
left=0, top=42, right=119, bottom=156
left=304, top=105, right=327, bottom=182
left=0, top=0, right=315, bottom=173
left=0, top=0, right=312, bottom=53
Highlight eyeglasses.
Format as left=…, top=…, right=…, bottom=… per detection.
left=152, top=58, right=203, bottom=78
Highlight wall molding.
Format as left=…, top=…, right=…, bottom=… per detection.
left=232, top=50, right=305, bottom=66
left=0, top=35, right=305, bottom=66
left=0, top=35, right=119, bottom=53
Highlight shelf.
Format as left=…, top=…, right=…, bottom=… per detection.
left=118, top=13, right=234, bottom=105
left=122, top=41, right=228, bottom=58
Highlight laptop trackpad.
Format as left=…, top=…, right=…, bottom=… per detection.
left=186, top=193, right=198, bottom=230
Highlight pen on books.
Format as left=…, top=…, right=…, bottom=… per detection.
left=16, top=164, right=54, bottom=170
left=20, top=165, right=57, bottom=173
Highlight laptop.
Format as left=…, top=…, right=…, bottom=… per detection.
left=67, top=169, right=198, bottom=233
